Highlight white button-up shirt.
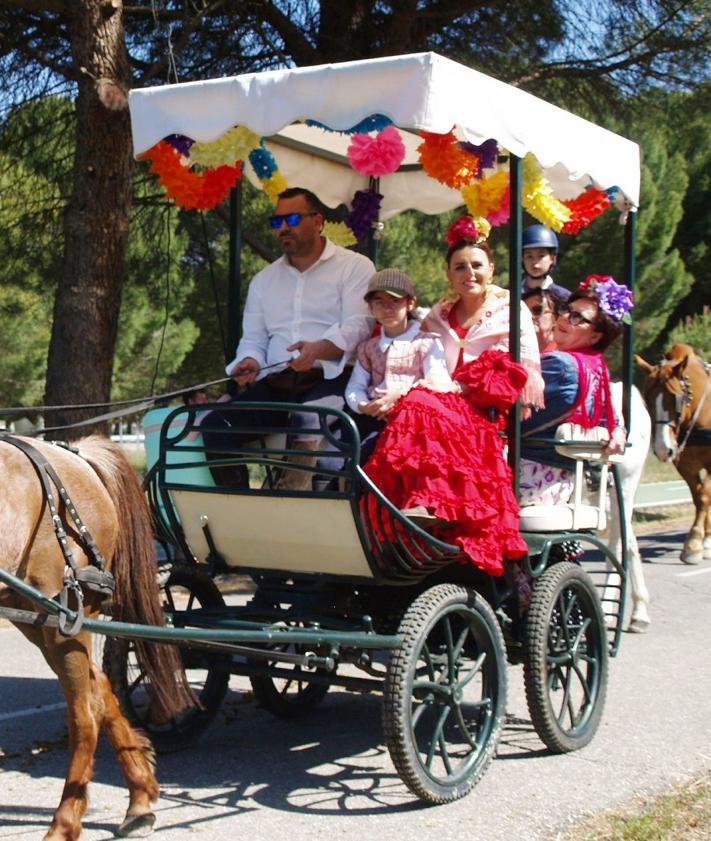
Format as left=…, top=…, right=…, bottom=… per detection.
left=227, top=239, right=375, bottom=380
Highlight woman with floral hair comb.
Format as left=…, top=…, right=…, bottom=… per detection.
left=519, top=274, right=634, bottom=505
left=361, top=216, right=542, bottom=576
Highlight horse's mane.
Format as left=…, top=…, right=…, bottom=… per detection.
left=76, top=435, right=195, bottom=719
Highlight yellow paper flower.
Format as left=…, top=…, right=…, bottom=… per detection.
left=461, top=171, right=508, bottom=218
left=261, top=171, right=289, bottom=204
left=472, top=216, right=491, bottom=241
left=323, top=221, right=358, bottom=248
left=190, top=126, right=261, bottom=167
left=522, top=154, right=571, bottom=232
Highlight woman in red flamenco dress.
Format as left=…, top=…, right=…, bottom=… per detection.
left=363, top=349, right=529, bottom=576
left=362, top=219, right=544, bottom=577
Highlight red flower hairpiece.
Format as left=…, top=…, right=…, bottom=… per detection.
left=445, top=214, right=484, bottom=247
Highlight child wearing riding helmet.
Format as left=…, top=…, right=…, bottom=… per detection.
left=522, top=224, right=571, bottom=302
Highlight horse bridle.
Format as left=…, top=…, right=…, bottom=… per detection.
left=652, top=359, right=711, bottom=461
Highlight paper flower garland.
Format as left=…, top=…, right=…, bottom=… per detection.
left=189, top=126, right=260, bottom=168
left=347, top=126, right=406, bottom=177
left=522, top=153, right=572, bottom=232
left=141, top=141, right=242, bottom=210
left=144, top=121, right=615, bottom=238
left=561, top=187, right=611, bottom=234
left=418, top=130, right=480, bottom=189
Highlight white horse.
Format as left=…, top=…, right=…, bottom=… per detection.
left=605, top=382, right=652, bottom=633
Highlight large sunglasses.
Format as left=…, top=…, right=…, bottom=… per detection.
left=269, top=211, right=318, bottom=229
left=559, top=304, right=594, bottom=326
left=529, top=304, right=552, bottom=318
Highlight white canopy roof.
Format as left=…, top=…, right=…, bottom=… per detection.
left=128, top=51, right=640, bottom=218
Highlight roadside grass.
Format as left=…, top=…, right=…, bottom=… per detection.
left=551, top=772, right=711, bottom=840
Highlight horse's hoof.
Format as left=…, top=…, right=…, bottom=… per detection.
left=681, top=550, right=702, bottom=565
left=117, top=813, right=156, bottom=838
left=627, top=619, right=650, bottom=634
left=703, top=538, right=711, bottom=559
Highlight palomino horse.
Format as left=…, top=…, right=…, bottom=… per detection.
left=0, top=435, right=194, bottom=841
left=637, top=343, right=711, bottom=564
left=605, top=383, right=652, bottom=632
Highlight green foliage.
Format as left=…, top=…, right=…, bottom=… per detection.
left=668, top=307, right=711, bottom=360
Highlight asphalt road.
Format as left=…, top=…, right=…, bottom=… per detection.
left=1, top=527, right=709, bottom=841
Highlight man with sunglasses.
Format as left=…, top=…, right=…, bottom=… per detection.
left=203, top=186, right=374, bottom=488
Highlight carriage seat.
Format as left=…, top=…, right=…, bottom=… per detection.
left=143, top=406, right=215, bottom=487
left=518, top=424, right=622, bottom=533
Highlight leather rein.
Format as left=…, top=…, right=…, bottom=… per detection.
left=0, top=434, right=115, bottom=636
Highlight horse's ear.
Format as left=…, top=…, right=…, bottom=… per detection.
left=666, top=343, right=691, bottom=376
left=635, top=354, right=654, bottom=373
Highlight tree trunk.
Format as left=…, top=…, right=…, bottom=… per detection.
left=44, top=0, right=132, bottom=437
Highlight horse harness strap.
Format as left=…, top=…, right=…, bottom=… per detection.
left=0, top=434, right=115, bottom=636
left=675, top=361, right=711, bottom=460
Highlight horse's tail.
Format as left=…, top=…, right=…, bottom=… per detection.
left=77, top=435, right=195, bottom=722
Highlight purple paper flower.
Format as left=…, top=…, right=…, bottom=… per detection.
left=459, top=138, right=499, bottom=172
left=580, top=275, right=634, bottom=322
left=164, top=134, right=193, bottom=156
left=346, top=188, right=383, bottom=241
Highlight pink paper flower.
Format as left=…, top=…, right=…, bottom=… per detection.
left=347, top=126, right=406, bottom=177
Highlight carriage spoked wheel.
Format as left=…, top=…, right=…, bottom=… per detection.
left=248, top=590, right=330, bottom=718
left=383, top=584, right=507, bottom=804
left=523, top=561, right=609, bottom=753
left=104, top=565, right=230, bottom=751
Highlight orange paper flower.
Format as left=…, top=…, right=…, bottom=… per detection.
left=418, top=130, right=480, bottom=190
left=141, top=140, right=242, bottom=210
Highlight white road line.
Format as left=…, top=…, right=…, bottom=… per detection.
left=677, top=567, right=711, bottom=578
left=0, top=701, right=66, bottom=722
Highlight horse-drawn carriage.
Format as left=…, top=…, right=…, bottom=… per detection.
left=0, top=52, right=643, bottom=840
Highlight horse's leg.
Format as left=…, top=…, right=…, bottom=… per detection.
left=675, top=454, right=708, bottom=564
left=94, top=668, right=159, bottom=837
left=39, top=630, right=99, bottom=841
left=703, top=472, right=711, bottom=559
left=626, top=530, right=651, bottom=633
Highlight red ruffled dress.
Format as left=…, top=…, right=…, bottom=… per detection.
left=362, top=349, right=529, bottom=576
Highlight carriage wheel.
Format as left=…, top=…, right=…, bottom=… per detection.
left=249, top=646, right=330, bottom=718
left=524, top=561, right=608, bottom=753
left=383, top=584, right=507, bottom=804
left=104, top=565, right=230, bottom=751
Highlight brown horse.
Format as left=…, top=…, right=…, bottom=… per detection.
left=637, top=343, right=711, bottom=564
left=0, top=435, right=194, bottom=841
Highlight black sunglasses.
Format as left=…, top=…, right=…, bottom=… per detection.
left=559, top=304, right=594, bottom=326
left=269, top=211, right=319, bottom=229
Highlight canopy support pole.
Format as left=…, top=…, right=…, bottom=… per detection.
left=508, top=153, right=522, bottom=497
left=227, top=181, right=244, bottom=365
left=622, top=209, right=637, bottom=430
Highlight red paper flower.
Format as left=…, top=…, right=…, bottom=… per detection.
left=347, top=125, right=406, bottom=177
left=445, top=214, right=481, bottom=246
left=561, top=188, right=611, bottom=234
